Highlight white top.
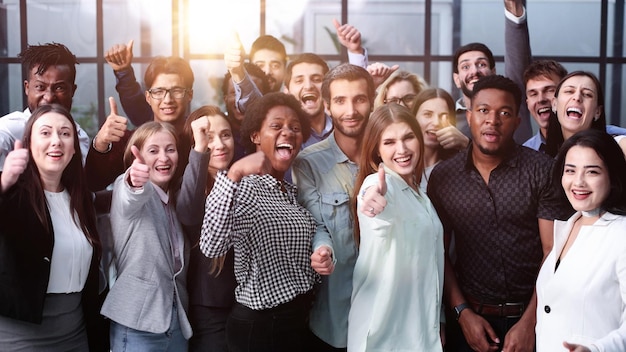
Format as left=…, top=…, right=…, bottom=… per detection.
left=0, top=108, right=90, bottom=171
left=46, top=189, right=94, bottom=293
left=348, top=166, right=444, bottom=352
left=536, top=211, right=626, bottom=352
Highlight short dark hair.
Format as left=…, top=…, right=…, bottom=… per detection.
left=453, top=42, right=495, bottom=74
left=523, top=60, right=568, bottom=85
left=222, top=62, right=271, bottom=97
left=249, top=35, right=287, bottom=63
left=284, top=53, right=329, bottom=87
left=240, top=92, right=311, bottom=154
left=144, top=56, right=194, bottom=89
left=19, top=43, right=79, bottom=83
left=553, top=129, right=626, bottom=215
left=321, top=63, right=375, bottom=105
left=471, top=75, right=522, bottom=114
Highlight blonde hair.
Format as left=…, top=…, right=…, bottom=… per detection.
left=374, top=70, right=429, bottom=109
left=123, top=121, right=179, bottom=169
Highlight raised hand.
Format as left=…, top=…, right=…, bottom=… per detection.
left=224, top=32, right=246, bottom=83
left=191, top=116, right=210, bottom=153
left=359, top=165, right=388, bottom=217
left=1, top=140, right=29, bottom=193
left=311, top=245, right=335, bottom=275
left=226, top=150, right=272, bottom=183
left=128, top=145, right=149, bottom=188
left=105, top=39, right=134, bottom=72
left=435, top=114, right=469, bottom=150
left=367, top=62, right=400, bottom=89
left=333, top=18, right=364, bottom=54
left=94, top=97, right=128, bottom=153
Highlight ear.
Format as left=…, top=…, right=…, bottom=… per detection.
left=251, top=131, right=261, bottom=145
left=24, top=80, right=29, bottom=96
left=71, top=84, right=77, bottom=98
left=186, top=89, right=194, bottom=103
left=453, top=73, right=462, bottom=89
left=551, top=97, right=557, bottom=113
left=145, top=91, right=151, bottom=104
left=594, top=105, right=603, bottom=121
left=283, top=86, right=289, bottom=94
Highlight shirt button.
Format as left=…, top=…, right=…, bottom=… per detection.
left=334, top=200, right=338, bottom=204
left=544, top=305, right=551, bottom=313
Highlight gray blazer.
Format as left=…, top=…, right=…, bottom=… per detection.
left=102, top=150, right=209, bottom=339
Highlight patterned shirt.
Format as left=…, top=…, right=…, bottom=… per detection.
left=200, top=171, right=318, bottom=310
left=427, top=143, right=572, bottom=302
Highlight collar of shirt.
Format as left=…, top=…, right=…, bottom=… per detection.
left=463, top=142, right=521, bottom=172
left=455, top=97, right=467, bottom=112
left=154, top=183, right=170, bottom=204
left=328, top=132, right=352, bottom=165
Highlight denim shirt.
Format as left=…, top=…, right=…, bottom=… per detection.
left=291, top=133, right=359, bottom=348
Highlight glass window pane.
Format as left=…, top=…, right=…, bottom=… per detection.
left=72, top=63, right=99, bottom=138
left=190, top=59, right=227, bottom=113
left=1, top=0, right=21, bottom=57
left=0, top=63, right=24, bottom=115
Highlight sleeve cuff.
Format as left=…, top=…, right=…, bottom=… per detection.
left=505, top=6, right=526, bottom=24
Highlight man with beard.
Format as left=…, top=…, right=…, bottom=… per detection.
left=427, top=75, right=572, bottom=352
left=453, top=0, right=532, bottom=144
left=291, top=63, right=375, bottom=352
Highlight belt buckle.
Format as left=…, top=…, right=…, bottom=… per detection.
left=502, top=302, right=524, bottom=318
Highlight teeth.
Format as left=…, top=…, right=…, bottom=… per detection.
left=48, top=152, right=62, bottom=157
left=302, top=94, right=316, bottom=102
left=538, top=107, right=551, bottom=113
left=573, top=190, right=590, bottom=195
left=567, top=107, right=582, bottom=114
left=426, top=130, right=437, bottom=135
left=277, top=143, right=293, bottom=150
left=395, top=156, right=410, bottom=162
left=155, top=165, right=171, bottom=170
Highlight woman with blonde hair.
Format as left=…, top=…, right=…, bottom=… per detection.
left=373, top=69, right=428, bottom=110
left=348, top=103, right=444, bottom=351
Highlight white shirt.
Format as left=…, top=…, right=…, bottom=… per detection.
left=46, top=189, right=94, bottom=293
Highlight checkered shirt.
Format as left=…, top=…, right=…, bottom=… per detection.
left=200, top=171, right=318, bottom=310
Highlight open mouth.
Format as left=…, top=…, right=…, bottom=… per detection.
left=394, top=155, right=412, bottom=166
left=537, top=107, right=551, bottom=119
left=566, top=107, right=583, bottom=119
left=155, top=165, right=172, bottom=174
left=301, top=93, right=318, bottom=107
left=276, top=143, right=294, bottom=160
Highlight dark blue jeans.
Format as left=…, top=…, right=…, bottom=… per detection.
left=226, top=294, right=311, bottom=352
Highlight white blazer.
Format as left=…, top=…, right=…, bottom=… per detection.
left=536, top=211, right=626, bottom=352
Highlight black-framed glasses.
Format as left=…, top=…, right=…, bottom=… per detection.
left=384, top=94, right=417, bottom=106
left=148, top=87, right=188, bottom=100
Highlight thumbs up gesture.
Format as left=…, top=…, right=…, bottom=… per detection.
left=359, top=164, right=388, bottom=217
left=128, top=145, right=150, bottom=188
left=224, top=32, right=246, bottom=83
left=105, top=39, right=134, bottom=72
left=1, top=140, right=29, bottom=192
left=94, top=97, right=128, bottom=153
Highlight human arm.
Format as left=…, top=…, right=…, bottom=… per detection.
left=106, top=40, right=153, bottom=126
left=0, top=140, right=28, bottom=193
left=84, top=129, right=129, bottom=192
left=176, top=118, right=210, bottom=227
left=226, top=33, right=264, bottom=115
left=333, top=18, right=368, bottom=68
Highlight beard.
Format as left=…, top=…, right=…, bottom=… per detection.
left=333, top=112, right=368, bottom=138
left=460, top=72, right=486, bottom=98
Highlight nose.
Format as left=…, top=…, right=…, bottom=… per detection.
left=485, top=111, right=502, bottom=125
left=162, top=90, right=174, bottom=102
left=50, top=131, right=61, bottom=146
left=42, top=87, right=57, bottom=103
left=213, top=136, right=225, bottom=150
left=573, top=170, right=585, bottom=186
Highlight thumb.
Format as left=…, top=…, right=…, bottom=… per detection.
left=390, top=64, right=400, bottom=73
left=377, top=164, right=387, bottom=196
left=232, top=31, right=242, bottom=48
left=14, top=139, right=23, bottom=150
left=108, top=97, right=118, bottom=116
left=332, top=18, right=341, bottom=30
left=131, top=145, right=145, bottom=164
left=127, top=39, right=134, bottom=52
left=440, top=113, right=451, bottom=128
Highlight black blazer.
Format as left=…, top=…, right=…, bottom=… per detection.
left=0, top=184, right=108, bottom=351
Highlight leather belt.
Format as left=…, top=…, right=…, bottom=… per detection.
left=465, top=293, right=526, bottom=318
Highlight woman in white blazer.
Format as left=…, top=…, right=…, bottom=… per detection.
left=535, top=129, right=626, bottom=352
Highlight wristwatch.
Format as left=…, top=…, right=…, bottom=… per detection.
left=454, top=302, right=470, bottom=320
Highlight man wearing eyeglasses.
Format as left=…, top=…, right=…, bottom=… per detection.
left=85, top=56, right=194, bottom=192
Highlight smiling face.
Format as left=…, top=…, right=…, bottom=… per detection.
left=30, top=111, right=76, bottom=186
left=326, top=78, right=372, bottom=139
left=554, top=75, right=602, bottom=140
left=252, top=49, right=285, bottom=91
left=525, top=74, right=560, bottom=133
left=468, top=88, right=520, bottom=157
left=286, top=62, right=326, bottom=119
left=561, top=145, right=610, bottom=213
left=251, top=105, right=303, bottom=179
left=385, top=80, right=418, bottom=109
left=378, top=121, right=421, bottom=185
left=415, top=97, right=452, bottom=151
left=206, top=114, right=235, bottom=175
left=140, top=130, right=179, bottom=191
left=453, top=51, right=494, bottom=97
left=145, top=73, right=192, bottom=127
left=24, top=65, right=76, bottom=111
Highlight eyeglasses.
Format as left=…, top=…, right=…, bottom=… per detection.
left=384, top=94, right=417, bottom=106
left=148, top=87, right=189, bottom=100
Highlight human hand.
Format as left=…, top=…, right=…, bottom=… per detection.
left=333, top=18, right=364, bottom=54
left=191, top=116, right=210, bottom=153
left=367, top=62, right=400, bottom=89
left=128, top=145, right=149, bottom=188
left=105, top=39, right=134, bottom=72
left=1, top=140, right=29, bottom=193
left=311, top=245, right=335, bottom=275
left=94, top=97, right=128, bottom=153
left=435, top=115, right=469, bottom=150
left=226, top=150, right=272, bottom=182
left=562, top=342, right=591, bottom=352
left=224, top=32, right=246, bottom=83
left=360, top=165, right=387, bottom=217
left=458, top=310, right=500, bottom=352
left=501, top=318, right=534, bottom=352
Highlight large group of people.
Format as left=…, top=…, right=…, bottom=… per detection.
left=1, top=0, right=626, bottom=351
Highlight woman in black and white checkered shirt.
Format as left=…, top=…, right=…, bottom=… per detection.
left=200, top=92, right=318, bottom=352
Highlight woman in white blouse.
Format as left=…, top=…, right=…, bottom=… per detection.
left=0, top=104, right=106, bottom=350
left=349, top=103, right=444, bottom=352
left=536, top=129, right=626, bottom=352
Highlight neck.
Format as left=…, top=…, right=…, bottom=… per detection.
left=423, top=147, right=440, bottom=168
left=335, top=131, right=362, bottom=165
left=540, top=127, right=548, bottom=140
left=310, top=112, right=326, bottom=135
left=561, top=127, right=574, bottom=141
left=41, top=175, right=63, bottom=192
